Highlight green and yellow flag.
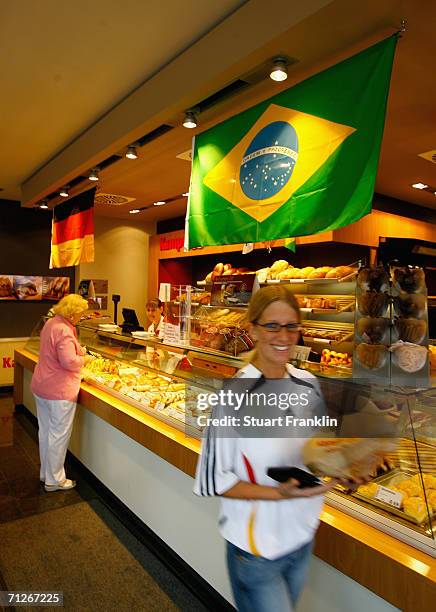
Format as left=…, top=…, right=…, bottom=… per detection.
left=185, top=36, right=397, bottom=249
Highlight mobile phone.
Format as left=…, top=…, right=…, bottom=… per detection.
left=267, top=467, right=321, bottom=489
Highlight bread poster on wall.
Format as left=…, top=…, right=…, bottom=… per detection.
left=0, top=275, right=16, bottom=300
left=0, top=274, right=70, bottom=301
left=42, top=277, right=70, bottom=300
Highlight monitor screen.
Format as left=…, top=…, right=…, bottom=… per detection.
left=122, top=308, right=140, bottom=326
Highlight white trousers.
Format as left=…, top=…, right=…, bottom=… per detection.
left=34, top=395, right=77, bottom=485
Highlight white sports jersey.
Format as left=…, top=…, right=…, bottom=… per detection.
left=194, top=362, right=326, bottom=560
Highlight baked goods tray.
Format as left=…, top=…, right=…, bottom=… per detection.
left=352, top=469, right=435, bottom=525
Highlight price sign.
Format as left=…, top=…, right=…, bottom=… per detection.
left=375, top=485, right=403, bottom=509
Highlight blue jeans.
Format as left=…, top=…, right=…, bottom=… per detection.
left=226, top=540, right=313, bottom=612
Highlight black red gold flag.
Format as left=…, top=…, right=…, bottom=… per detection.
left=50, top=188, right=96, bottom=268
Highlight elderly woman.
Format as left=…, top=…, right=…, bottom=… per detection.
left=195, top=285, right=336, bottom=612
left=31, top=293, right=90, bottom=492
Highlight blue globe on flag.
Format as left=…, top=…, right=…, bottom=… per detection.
left=239, top=121, right=298, bottom=200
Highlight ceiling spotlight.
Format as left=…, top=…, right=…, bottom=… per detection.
left=183, top=110, right=197, bottom=129
left=129, top=209, right=140, bottom=214
left=88, top=167, right=99, bottom=181
left=411, top=182, right=428, bottom=190
left=182, top=192, right=190, bottom=197
left=39, top=199, right=49, bottom=209
left=59, top=186, right=69, bottom=198
left=270, top=57, right=288, bottom=82
left=153, top=201, right=166, bottom=206
left=126, top=145, right=138, bottom=160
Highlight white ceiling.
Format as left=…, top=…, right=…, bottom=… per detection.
left=0, top=0, right=246, bottom=199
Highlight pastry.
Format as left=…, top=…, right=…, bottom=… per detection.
left=356, top=482, right=379, bottom=498
left=356, top=343, right=388, bottom=369
left=308, top=267, right=328, bottom=279
left=325, top=268, right=339, bottom=278
left=394, top=293, right=426, bottom=318
left=336, top=266, right=355, bottom=278
left=213, top=263, right=224, bottom=275
left=270, top=260, right=289, bottom=274
left=395, top=318, right=427, bottom=343
left=393, top=267, right=425, bottom=293
left=403, top=497, right=427, bottom=523
left=390, top=342, right=427, bottom=373
left=357, top=317, right=389, bottom=343
left=358, top=291, right=389, bottom=317
left=256, top=268, right=269, bottom=283
left=358, top=267, right=389, bottom=292
left=300, top=266, right=315, bottom=277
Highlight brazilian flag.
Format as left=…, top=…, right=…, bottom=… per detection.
left=185, top=36, right=397, bottom=249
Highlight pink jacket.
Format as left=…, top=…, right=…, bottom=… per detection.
left=31, top=315, right=85, bottom=402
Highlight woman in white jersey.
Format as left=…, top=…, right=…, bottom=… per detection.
left=194, top=285, right=337, bottom=611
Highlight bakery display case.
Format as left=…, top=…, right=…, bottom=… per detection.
left=318, top=377, right=436, bottom=555
left=25, top=315, right=244, bottom=435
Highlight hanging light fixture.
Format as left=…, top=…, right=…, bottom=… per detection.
left=183, top=110, right=197, bottom=129
left=270, top=57, right=288, bottom=82
left=126, top=145, right=138, bottom=159
left=39, top=199, right=49, bottom=209
left=88, top=167, right=99, bottom=181
left=59, top=186, right=69, bottom=198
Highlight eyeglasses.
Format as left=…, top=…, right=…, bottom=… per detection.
left=254, top=322, right=301, bottom=333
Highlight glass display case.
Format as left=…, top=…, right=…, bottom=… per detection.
left=25, top=315, right=435, bottom=555
left=316, top=376, right=436, bottom=556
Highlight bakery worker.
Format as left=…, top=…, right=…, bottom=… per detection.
left=146, top=298, right=164, bottom=338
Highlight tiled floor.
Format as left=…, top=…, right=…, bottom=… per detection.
left=0, top=393, right=216, bottom=611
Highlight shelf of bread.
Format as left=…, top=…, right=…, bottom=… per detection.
left=190, top=305, right=253, bottom=356
left=297, top=295, right=355, bottom=314
left=198, top=260, right=358, bottom=286
left=82, top=355, right=205, bottom=433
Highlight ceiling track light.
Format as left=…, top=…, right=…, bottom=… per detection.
left=270, top=57, right=288, bottom=82
left=183, top=110, right=197, bottom=129
left=126, top=145, right=138, bottom=159
left=182, top=192, right=190, bottom=197
left=129, top=209, right=140, bottom=214
left=39, top=199, right=49, bottom=209
left=411, top=182, right=428, bottom=190
left=88, top=167, right=100, bottom=181
left=153, top=200, right=166, bottom=206
left=59, top=185, right=69, bottom=198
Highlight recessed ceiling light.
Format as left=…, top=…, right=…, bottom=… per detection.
left=412, top=182, right=428, bottom=189
left=182, top=192, right=189, bottom=197
left=89, top=167, right=99, bottom=181
left=59, top=186, right=69, bottom=198
left=153, top=201, right=166, bottom=206
left=126, top=145, right=138, bottom=160
left=183, top=111, right=197, bottom=129
left=129, top=209, right=140, bottom=214
left=270, top=57, right=288, bottom=82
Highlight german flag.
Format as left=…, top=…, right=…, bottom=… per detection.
left=50, top=188, right=96, bottom=268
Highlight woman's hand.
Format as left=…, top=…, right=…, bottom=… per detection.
left=278, top=478, right=337, bottom=499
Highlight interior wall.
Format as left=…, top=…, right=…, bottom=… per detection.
left=77, top=216, right=153, bottom=327
left=0, top=200, right=75, bottom=338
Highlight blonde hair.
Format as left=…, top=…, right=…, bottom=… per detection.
left=53, top=294, right=88, bottom=319
left=247, top=285, right=301, bottom=324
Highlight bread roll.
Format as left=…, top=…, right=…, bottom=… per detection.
left=256, top=268, right=269, bottom=283
left=270, top=260, right=289, bottom=274
left=223, top=263, right=233, bottom=272
left=336, top=266, right=355, bottom=278
left=300, top=267, right=315, bottom=278
left=213, top=263, right=224, bottom=275
left=308, top=268, right=327, bottom=279
left=325, top=268, right=339, bottom=279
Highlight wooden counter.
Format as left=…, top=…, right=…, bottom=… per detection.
left=14, top=348, right=436, bottom=612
